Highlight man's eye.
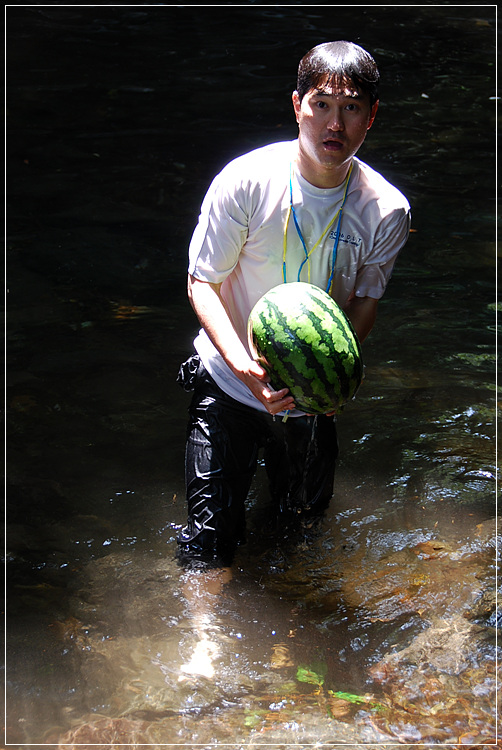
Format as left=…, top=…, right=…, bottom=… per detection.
left=316, top=100, right=327, bottom=108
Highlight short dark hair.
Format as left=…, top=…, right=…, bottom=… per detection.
left=297, top=41, right=379, bottom=106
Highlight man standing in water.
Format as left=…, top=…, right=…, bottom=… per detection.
left=176, top=41, right=411, bottom=568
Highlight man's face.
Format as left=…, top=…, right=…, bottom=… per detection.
left=292, top=77, right=378, bottom=187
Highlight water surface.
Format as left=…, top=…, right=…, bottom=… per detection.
left=6, top=6, right=497, bottom=746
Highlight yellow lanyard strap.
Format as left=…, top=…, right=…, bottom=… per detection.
left=283, top=162, right=353, bottom=287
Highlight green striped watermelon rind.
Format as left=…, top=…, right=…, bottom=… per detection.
left=247, top=282, right=363, bottom=414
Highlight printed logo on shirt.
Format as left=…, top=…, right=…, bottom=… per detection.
left=329, top=229, right=362, bottom=247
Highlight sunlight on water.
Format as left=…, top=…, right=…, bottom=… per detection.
left=6, top=5, right=497, bottom=746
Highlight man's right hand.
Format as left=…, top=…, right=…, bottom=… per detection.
left=235, top=358, right=295, bottom=416
left=188, top=275, right=295, bottom=416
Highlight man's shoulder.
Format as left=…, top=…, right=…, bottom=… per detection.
left=223, top=140, right=295, bottom=175
left=354, top=157, right=410, bottom=210
left=208, top=140, right=294, bottom=200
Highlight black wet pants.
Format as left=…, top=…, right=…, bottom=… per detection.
left=176, top=355, right=338, bottom=567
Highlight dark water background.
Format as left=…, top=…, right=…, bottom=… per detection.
left=6, top=5, right=498, bottom=747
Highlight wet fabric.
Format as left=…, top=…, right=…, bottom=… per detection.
left=188, top=142, right=410, bottom=412
left=176, top=355, right=338, bottom=567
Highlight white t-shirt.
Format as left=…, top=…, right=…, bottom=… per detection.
left=188, top=139, right=411, bottom=414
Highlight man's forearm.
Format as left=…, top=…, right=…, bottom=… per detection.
left=187, top=274, right=295, bottom=414
left=343, top=295, right=378, bottom=343
left=187, top=275, right=252, bottom=377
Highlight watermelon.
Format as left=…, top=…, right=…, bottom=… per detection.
left=247, top=282, right=363, bottom=414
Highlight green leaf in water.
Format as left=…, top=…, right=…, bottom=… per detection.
left=328, top=689, right=385, bottom=711
left=296, top=661, right=327, bottom=687
left=243, top=708, right=267, bottom=728
left=328, top=690, right=369, bottom=704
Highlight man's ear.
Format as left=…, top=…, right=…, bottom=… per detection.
left=292, top=90, right=301, bottom=123
left=367, top=100, right=379, bottom=130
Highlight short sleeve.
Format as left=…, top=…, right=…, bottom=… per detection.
left=188, top=169, right=250, bottom=284
left=354, top=205, right=411, bottom=299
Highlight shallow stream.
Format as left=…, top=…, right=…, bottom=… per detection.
left=6, top=6, right=498, bottom=747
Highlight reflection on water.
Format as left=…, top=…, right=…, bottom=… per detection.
left=6, top=5, right=498, bottom=747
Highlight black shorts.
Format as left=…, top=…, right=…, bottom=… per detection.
left=176, top=355, right=338, bottom=567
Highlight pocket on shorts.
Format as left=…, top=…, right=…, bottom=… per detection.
left=176, top=354, right=201, bottom=392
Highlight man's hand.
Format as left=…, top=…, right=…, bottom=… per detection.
left=237, top=358, right=295, bottom=415
left=188, top=275, right=295, bottom=415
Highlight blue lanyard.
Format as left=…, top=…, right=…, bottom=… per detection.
left=286, top=162, right=353, bottom=293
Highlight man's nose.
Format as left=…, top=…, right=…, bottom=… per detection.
left=328, top=109, right=344, bottom=131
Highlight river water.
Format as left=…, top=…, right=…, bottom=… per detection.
left=6, top=5, right=498, bottom=748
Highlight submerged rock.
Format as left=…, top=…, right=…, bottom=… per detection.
left=370, top=614, right=493, bottom=678
left=58, top=716, right=151, bottom=748
left=367, top=615, right=498, bottom=743
left=340, top=521, right=498, bottom=624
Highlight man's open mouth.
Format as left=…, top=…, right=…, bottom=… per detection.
left=323, top=139, right=344, bottom=151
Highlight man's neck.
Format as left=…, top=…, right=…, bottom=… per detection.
left=297, top=163, right=352, bottom=189
left=295, top=149, right=352, bottom=189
